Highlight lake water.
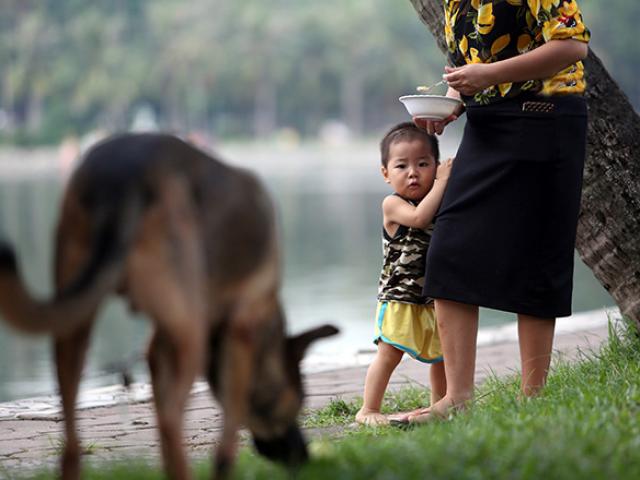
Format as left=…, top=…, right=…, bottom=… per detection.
left=0, top=138, right=614, bottom=402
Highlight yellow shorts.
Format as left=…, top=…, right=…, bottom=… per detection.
left=374, top=301, right=443, bottom=363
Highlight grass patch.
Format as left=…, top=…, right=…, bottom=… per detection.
left=302, top=397, right=360, bottom=427
left=302, top=385, right=432, bottom=428
left=261, top=319, right=640, bottom=479
left=13, top=462, right=162, bottom=480
left=11, top=320, right=640, bottom=479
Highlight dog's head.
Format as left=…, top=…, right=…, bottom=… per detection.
left=248, top=324, right=339, bottom=466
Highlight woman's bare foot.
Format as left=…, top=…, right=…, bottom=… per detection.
left=355, top=407, right=390, bottom=426
left=387, top=407, right=431, bottom=424
left=407, top=395, right=468, bottom=423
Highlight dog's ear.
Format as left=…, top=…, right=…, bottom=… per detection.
left=0, top=242, right=17, bottom=272
left=287, top=324, right=339, bottom=365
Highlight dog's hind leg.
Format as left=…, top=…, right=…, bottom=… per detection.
left=129, top=176, right=208, bottom=480
left=147, top=324, right=204, bottom=480
left=53, top=232, right=98, bottom=480
left=145, top=279, right=206, bottom=480
left=54, top=320, right=95, bottom=480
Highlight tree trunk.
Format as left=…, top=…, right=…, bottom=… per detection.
left=408, top=0, right=640, bottom=331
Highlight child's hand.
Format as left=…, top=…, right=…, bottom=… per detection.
left=436, top=158, right=454, bottom=181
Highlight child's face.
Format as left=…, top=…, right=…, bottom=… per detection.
left=381, top=139, right=437, bottom=202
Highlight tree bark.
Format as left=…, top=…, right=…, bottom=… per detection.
left=409, top=0, right=640, bottom=330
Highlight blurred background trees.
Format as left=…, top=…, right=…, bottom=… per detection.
left=0, top=0, right=636, bottom=145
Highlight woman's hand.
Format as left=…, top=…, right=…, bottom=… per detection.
left=413, top=114, right=458, bottom=136
left=413, top=86, right=464, bottom=135
left=443, top=64, right=495, bottom=96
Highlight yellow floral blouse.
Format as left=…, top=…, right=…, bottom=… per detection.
left=444, top=0, right=590, bottom=106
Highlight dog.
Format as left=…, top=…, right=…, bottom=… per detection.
left=0, top=133, right=338, bottom=479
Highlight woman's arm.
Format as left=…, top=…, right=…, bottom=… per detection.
left=443, top=39, right=588, bottom=96
left=485, top=39, right=587, bottom=83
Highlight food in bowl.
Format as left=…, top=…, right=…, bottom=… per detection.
left=399, top=95, right=463, bottom=120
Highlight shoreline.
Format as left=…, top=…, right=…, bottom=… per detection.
left=0, top=137, right=464, bottom=180
left=0, top=307, right=617, bottom=421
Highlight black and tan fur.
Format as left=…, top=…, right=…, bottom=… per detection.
left=0, top=133, right=338, bottom=479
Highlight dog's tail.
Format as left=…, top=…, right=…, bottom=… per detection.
left=0, top=195, right=140, bottom=338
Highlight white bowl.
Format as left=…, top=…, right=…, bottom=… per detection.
left=398, top=95, right=463, bottom=120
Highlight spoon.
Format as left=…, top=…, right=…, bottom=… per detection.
left=416, top=80, right=447, bottom=93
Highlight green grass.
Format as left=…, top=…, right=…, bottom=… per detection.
left=301, top=385, right=432, bottom=428
left=12, top=320, right=640, bottom=480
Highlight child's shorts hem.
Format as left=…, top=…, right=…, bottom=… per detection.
left=374, top=335, right=443, bottom=364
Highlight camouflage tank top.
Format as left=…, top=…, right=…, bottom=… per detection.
left=377, top=218, right=434, bottom=305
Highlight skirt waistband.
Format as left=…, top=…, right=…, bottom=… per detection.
left=466, top=94, right=587, bottom=118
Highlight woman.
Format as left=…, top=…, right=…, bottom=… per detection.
left=406, top=0, right=590, bottom=422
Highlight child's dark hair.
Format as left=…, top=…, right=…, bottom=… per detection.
left=380, top=122, right=440, bottom=167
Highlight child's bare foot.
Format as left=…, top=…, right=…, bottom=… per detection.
left=355, top=407, right=390, bottom=426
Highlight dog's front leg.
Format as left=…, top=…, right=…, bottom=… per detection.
left=214, top=324, right=255, bottom=479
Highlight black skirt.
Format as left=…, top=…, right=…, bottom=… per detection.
left=423, top=94, right=588, bottom=318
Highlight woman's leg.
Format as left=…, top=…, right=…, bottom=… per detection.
left=355, top=341, right=404, bottom=425
left=517, top=314, right=555, bottom=397
left=409, top=299, right=479, bottom=421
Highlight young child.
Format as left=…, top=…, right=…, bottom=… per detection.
left=355, top=122, right=453, bottom=426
